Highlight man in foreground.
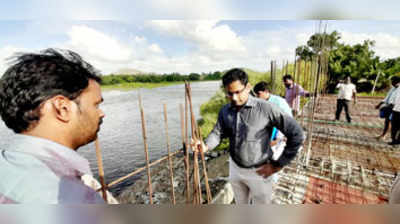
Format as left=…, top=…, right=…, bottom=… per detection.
left=195, top=68, right=304, bottom=204
left=0, top=48, right=116, bottom=203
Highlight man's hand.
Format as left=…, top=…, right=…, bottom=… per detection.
left=191, top=138, right=208, bottom=153
left=256, top=163, right=282, bottom=179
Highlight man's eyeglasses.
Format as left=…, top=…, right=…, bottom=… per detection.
left=226, top=85, right=247, bottom=97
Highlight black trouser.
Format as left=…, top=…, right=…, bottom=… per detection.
left=336, top=99, right=351, bottom=122
left=391, top=111, right=400, bottom=143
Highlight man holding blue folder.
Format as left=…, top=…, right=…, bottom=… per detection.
left=253, top=81, right=293, bottom=161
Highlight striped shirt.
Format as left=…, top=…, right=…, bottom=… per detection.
left=285, top=83, right=309, bottom=112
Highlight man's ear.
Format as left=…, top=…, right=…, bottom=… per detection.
left=48, top=95, right=74, bottom=122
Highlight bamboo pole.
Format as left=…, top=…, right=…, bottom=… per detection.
left=371, top=71, right=381, bottom=95
left=103, top=150, right=180, bottom=189
left=185, top=82, right=202, bottom=204
left=138, top=91, right=153, bottom=204
left=95, top=139, right=108, bottom=202
left=198, top=128, right=212, bottom=203
left=187, top=83, right=212, bottom=204
left=270, top=61, right=274, bottom=92
left=180, top=103, right=191, bottom=203
left=285, top=60, right=289, bottom=75
left=184, top=83, right=191, bottom=203
left=163, top=103, right=176, bottom=204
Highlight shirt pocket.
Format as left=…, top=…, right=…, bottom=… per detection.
left=240, top=137, right=268, bottom=166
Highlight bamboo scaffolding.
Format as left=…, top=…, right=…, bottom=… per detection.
left=138, top=91, right=153, bottom=204
left=185, top=82, right=212, bottom=204
left=185, top=82, right=202, bottom=204
left=163, top=103, right=176, bottom=204
left=95, top=139, right=108, bottom=202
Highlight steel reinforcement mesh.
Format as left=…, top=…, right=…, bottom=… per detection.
left=272, top=95, right=398, bottom=204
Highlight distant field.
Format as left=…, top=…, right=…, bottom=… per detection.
left=101, top=81, right=184, bottom=91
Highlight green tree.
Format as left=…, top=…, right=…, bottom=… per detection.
left=189, top=73, right=200, bottom=81
left=327, top=40, right=380, bottom=92
left=296, top=31, right=341, bottom=60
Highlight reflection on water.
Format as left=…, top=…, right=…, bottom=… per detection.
left=0, top=81, right=221, bottom=194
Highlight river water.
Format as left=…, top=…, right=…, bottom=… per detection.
left=0, top=81, right=221, bottom=195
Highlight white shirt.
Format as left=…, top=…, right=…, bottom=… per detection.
left=393, top=88, right=400, bottom=112
left=384, top=87, right=397, bottom=104
left=389, top=87, right=399, bottom=105
left=337, top=83, right=356, bottom=101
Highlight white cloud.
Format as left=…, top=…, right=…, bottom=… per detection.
left=148, top=44, right=163, bottom=54
left=4, top=21, right=400, bottom=76
left=59, top=25, right=170, bottom=74
left=341, top=31, right=400, bottom=59
left=65, top=25, right=132, bottom=62
left=0, top=46, right=26, bottom=76
left=148, top=20, right=246, bottom=55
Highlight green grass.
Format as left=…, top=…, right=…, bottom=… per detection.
left=101, top=81, right=184, bottom=91
left=198, top=91, right=230, bottom=151
left=357, top=91, right=386, bottom=97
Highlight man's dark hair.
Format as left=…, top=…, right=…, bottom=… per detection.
left=391, top=76, right=400, bottom=85
left=282, top=74, right=293, bottom=81
left=222, top=68, right=248, bottom=87
left=253, top=81, right=270, bottom=93
left=0, top=48, right=102, bottom=133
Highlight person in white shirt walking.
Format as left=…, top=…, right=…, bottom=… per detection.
left=390, top=78, right=400, bottom=146
left=335, top=76, right=357, bottom=123
left=375, top=76, right=400, bottom=140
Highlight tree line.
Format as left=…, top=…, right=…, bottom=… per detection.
left=101, top=71, right=222, bottom=85
left=296, top=30, right=400, bottom=93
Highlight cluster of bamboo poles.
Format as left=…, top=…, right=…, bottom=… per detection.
left=267, top=22, right=331, bottom=174
left=303, top=22, right=331, bottom=167
left=93, top=82, right=212, bottom=204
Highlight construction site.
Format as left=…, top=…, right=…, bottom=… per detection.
left=93, top=85, right=398, bottom=205
left=272, top=95, right=398, bottom=204
left=91, top=24, right=399, bottom=205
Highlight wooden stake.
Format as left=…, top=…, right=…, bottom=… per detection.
left=163, top=103, right=176, bottom=204
left=138, top=91, right=153, bottom=204
left=198, top=128, right=212, bottom=203
left=95, top=139, right=108, bottom=202
left=185, top=82, right=202, bottom=204
left=180, top=103, right=191, bottom=203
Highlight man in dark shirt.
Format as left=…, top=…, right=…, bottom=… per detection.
left=195, top=68, right=304, bottom=204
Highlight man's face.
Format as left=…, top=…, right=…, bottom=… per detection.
left=346, top=77, right=351, bottom=84
left=283, top=79, right=293, bottom=88
left=73, top=79, right=105, bottom=147
left=256, top=90, right=269, bottom=100
left=225, top=80, right=250, bottom=107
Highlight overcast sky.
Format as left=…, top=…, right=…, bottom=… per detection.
left=1, top=1, right=400, bottom=75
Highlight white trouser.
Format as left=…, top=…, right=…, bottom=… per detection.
left=229, top=158, right=278, bottom=204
